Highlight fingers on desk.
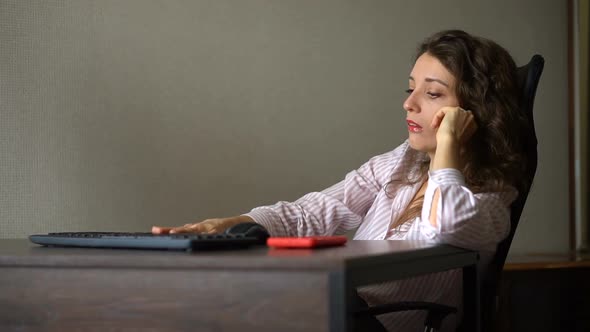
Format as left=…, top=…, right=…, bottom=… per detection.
left=153, top=224, right=212, bottom=234
left=152, top=226, right=173, bottom=234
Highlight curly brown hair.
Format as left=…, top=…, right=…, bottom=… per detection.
left=388, top=29, right=531, bottom=229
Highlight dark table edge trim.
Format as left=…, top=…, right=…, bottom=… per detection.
left=346, top=247, right=479, bottom=287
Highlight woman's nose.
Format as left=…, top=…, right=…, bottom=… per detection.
left=403, top=94, right=419, bottom=113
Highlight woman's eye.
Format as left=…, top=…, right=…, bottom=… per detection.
left=405, top=89, right=414, bottom=94
left=427, top=92, right=441, bottom=98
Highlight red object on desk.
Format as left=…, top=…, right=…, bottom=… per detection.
left=267, top=236, right=347, bottom=249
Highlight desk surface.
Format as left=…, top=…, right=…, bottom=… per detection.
left=0, top=239, right=479, bottom=332
left=0, top=238, right=472, bottom=272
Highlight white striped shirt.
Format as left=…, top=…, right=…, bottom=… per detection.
left=245, top=140, right=517, bottom=332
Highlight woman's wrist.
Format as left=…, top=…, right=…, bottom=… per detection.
left=431, top=135, right=461, bottom=171
left=233, top=215, right=255, bottom=224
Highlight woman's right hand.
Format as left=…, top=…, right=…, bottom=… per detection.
left=151, top=215, right=255, bottom=235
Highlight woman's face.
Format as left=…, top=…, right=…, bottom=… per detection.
left=403, top=52, right=460, bottom=155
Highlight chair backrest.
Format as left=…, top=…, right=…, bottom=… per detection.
left=480, top=54, right=545, bottom=331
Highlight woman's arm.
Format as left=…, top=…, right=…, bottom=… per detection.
left=419, top=168, right=517, bottom=251
left=428, top=106, right=478, bottom=228
left=245, top=142, right=411, bottom=237
left=153, top=142, right=409, bottom=236
left=428, top=135, right=460, bottom=227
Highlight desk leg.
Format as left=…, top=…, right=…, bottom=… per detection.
left=329, top=271, right=355, bottom=332
left=463, top=264, right=480, bottom=332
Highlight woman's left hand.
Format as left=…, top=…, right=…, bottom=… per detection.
left=430, top=106, right=478, bottom=144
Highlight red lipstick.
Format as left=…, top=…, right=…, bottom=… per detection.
left=407, top=119, right=422, bottom=133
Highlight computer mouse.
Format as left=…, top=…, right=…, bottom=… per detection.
left=224, top=222, right=269, bottom=240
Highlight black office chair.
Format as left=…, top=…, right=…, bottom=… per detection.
left=479, top=54, right=544, bottom=332
left=354, top=54, right=545, bottom=332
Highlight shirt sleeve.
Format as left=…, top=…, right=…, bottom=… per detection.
left=244, top=142, right=410, bottom=237
left=419, top=168, right=517, bottom=251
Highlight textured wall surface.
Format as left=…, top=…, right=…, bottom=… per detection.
left=0, top=0, right=568, bottom=254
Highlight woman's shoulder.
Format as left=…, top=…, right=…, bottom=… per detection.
left=357, top=140, right=422, bottom=182
left=371, top=140, right=426, bottom=174
left=367, top=140, right=414, bottom=164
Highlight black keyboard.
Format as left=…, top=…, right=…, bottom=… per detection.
left=29, top=230, right=267, bottom=251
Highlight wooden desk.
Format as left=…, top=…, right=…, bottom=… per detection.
left=0, top=239, right=479, bottom=332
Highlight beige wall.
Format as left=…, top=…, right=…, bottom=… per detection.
left=0, top=0, right=568, bottom=254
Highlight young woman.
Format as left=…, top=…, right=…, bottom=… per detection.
left=153, top=30, right=531, bottom=332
